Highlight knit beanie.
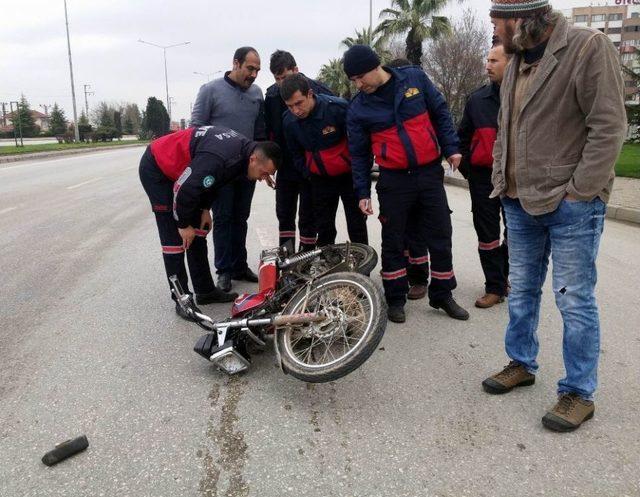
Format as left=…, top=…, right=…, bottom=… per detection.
left=343, top=45, right=381, bottom=78
left=490, top=0, right=551, bottom=18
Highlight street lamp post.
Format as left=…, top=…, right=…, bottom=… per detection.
left=63, top=0, right=80, bottom=142
left=193, top=70, right=222, bottom=82
left=138, top=39, right=190, bottom=120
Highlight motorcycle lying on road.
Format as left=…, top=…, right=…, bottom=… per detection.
left=171, top=243, right=387, bottom=383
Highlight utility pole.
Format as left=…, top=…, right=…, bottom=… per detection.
left=370, top=0, right=373, bottom=34
left=138, top=39, right=190, bottom=121
left=39, top=104, right=51, bottom=115
left=0, top=102, right=7, bottom=127
left=168, top=96, right=177, bottom=126
left=83, top=84, right=94, bottom=117
left=63, top=0, right=80, bottom=142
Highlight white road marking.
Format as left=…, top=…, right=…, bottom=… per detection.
left=0, top=206, right=17, bottom=215
left=256, top=227, right=278, bottom=248
left=66, top=177, right=103, bottom=190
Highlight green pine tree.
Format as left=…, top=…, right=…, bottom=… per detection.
left=141, top=97, right=170, bottom=138
left=12, top=95, right=38, bottom=137
left=78, top=111, right=93, bottom=141
left=49, top=103, right=68, bottom=135
left=124, top=117, right=134, bottom=135
left=113, top=110, right=123, bottom=135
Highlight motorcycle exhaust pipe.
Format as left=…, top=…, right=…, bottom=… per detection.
left=271, top=313, right=326, bottom=326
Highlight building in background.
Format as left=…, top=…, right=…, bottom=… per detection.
left=568, top=1, right=640, bottom=103
left=3, top=109, right=51, bottom=133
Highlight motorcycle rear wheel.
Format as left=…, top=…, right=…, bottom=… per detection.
left=299, top=243, right=378, bottom=277
left=276, top=272, right=386, bottom=383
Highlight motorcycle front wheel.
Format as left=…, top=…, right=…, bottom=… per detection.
left=276, top=272, right=387, bottom=383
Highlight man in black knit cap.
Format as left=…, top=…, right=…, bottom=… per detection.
left=344, top=45, right=468, bottom=324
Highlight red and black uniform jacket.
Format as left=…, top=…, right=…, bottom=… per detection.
left=283, top=94, right=352, bottom=178
left=264, top=75, right=333, bottom=181
left=149, top=126, right=254, bottom=227
left=347, top=65, right=460, bottom=200
left=457, top=82, right=500, bottom=180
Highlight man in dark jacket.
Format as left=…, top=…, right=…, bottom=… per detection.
left=458, top=42, right=509, bottom=309
left=264, top=50, right=334, bottom=251
left=387, top=57, right=430, bottom=302
left=344, top=45, right=468, bottom=324
left=139, top=125, right=281, bottom=320
left=281, top=74, right=367, bottom=247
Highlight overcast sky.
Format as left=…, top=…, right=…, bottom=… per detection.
left=1, top=0, right=594, bottom=124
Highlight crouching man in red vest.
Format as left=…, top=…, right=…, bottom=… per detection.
left=139, top=125, right=280, bottom=320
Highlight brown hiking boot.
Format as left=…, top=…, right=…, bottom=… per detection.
left=408, top=285, right=427, bottom=300
left=482, top=361, right=535, bottom=394
left=475, top=293, right=505, bottom=308
left=542, top=393, right=595, bottom=432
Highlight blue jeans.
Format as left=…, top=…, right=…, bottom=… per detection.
left=501, top=197, right=606, bottom=400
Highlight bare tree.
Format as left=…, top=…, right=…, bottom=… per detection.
left=422, top=9, right=490, bottom=124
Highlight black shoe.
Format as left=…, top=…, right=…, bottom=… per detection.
left=175, top=300, right=202, bottom=322
left=217, top=273, right=232, bottom=292
left=232, top=268, right=259, bottom=283
left=387, top=305, right=406, bottom=323
left=429, top=296, right=470, bottom=320
left=196, top=287, right=239, bottom=305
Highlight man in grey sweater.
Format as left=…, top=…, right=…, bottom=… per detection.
left=191, top=46, right=267, bottom=291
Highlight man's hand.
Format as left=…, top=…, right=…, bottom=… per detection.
left=447, top=154, right=462, bottom=172
left=200, top=209, right=212, bottom=231
left=178, top=226, right=196, bottom=250
left=359, top=198, right=374, bottom=216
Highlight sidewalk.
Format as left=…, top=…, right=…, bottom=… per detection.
left=443, top=167, right=640, bottom=225
left=0, top=142, right=146, bottom=165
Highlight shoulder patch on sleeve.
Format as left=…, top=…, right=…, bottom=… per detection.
left=404, top=87, right=420, bottom=98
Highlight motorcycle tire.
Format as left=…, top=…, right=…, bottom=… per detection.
left=299, top=243, right=378, bottom=277
left=276, top=272, right=387, bottom=383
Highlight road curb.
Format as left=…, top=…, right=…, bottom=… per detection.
left=0, top=143, right=147, bottom=165
left=443, top=174, right=640, bottom=226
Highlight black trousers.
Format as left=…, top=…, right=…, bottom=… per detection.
left=469, top=168, right=509, bottom=296
left=405, top=215, right=429, bottom=287
left=310, top=173, right=368, bottom=247
left=276, top=175, right=317, bottom=251
left=211, top=177, right=256, bottom=276
left=139, top=149, right=215, bottom=299
left=377, top=165, right=455, bottom=306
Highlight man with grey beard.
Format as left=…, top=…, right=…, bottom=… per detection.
left=482, top=0, right=626, bottom=432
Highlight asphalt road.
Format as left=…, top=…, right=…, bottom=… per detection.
left=1, top=147, right=639, bottom=497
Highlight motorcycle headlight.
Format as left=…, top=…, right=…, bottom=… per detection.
left=210, top=346, right=250, bottom=375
